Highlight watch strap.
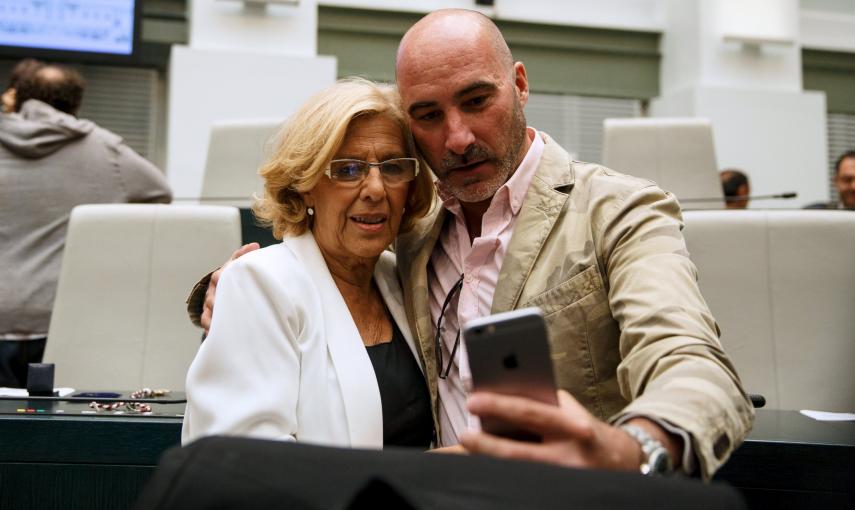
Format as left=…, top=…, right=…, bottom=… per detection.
left=620, top=424, right=673, bottom=475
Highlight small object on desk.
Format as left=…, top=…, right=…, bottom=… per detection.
left=800, top=409, right=855, bottom=422
left=27, top=363, right=55, bottom=397
left=89, top=401, right=152, bottom=413
left=72, top=392, right=122, bottom=399
left=130, top=388, right=171, bottom=399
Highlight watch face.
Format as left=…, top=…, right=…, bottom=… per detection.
left=649, top=449, right=673, bottom=475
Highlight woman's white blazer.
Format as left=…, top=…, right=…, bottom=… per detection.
left=181, top=232, right=424, bottom=448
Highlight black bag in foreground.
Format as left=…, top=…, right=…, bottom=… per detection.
left=134, top=436, right=746, bottom=510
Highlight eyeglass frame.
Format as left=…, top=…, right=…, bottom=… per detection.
left=323, top=157, right=420, bottom=186
left=434, top=274, right=464, bottom=380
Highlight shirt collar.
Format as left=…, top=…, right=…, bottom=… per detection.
left=436, top=127, right=544, bottom=216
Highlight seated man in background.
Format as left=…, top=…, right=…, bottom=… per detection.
left=1, top=58, right=44, bottom=114
left=805, top=150, right=855, bottom=210
left=720, top=169, right=750, bottom=209
left=0, top=64, right=172, bottom=388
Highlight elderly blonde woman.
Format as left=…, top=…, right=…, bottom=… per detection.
left=182, top=79, right=435, bottom=449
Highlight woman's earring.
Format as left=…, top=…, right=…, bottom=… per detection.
left=307, top=207, right=314, bottom=216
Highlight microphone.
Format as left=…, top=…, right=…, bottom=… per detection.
left=679, top=192, right=798, bottom=204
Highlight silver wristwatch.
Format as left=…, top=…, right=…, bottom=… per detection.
left=620, top=424, right=673, bottom=476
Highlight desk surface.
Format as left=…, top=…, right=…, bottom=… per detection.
left=745, top=408, right=855, bottom=446
left=715, top=409, right=855, bottom=508
left=0, top=393, right=184, bottom=465
left=0, top=392, right=186, bottom=418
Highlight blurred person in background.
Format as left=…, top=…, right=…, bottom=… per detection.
left=806, top=150, right=855, bottom=210
left=0, top=64, right=171, bottom=387
left=1, top=58, right=44, bottom=114
left=720, top=169, right=750, bottom=209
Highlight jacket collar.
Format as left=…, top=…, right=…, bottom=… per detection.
left=284, top=232, right=383, bottom=448
left=492, top=133, right=575, bottom=312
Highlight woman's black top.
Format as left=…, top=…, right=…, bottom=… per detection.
left=365, top=320, right=433, bottom=449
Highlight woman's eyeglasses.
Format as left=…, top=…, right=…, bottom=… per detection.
left=325, top=158, right=419, bottom=186
left=435, top=274, right=464, bottom=379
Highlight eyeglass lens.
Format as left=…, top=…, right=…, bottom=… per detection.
left=329, top=158, right=417, bottom=184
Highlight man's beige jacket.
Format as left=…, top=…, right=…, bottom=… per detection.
left=395, top=133, right=754, bottom=478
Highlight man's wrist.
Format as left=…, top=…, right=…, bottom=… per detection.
left=621, top=423, right=673, bottom=475
left=623, top=417, right=683, bottom=471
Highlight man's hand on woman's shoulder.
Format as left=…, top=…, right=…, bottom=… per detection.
left=199, top=242, right=260, bottom=333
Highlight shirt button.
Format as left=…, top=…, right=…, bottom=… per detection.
left=464, top=275, right=473, bottom=284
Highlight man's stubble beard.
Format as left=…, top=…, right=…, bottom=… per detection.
left=434, top=97, right=528, bottom=204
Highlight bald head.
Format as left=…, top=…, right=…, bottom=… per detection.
left=14, top=64, right=86, bottom=115
left=393, top=9, right=531, bottom=207
left=396, top=9, right=513, bottom=81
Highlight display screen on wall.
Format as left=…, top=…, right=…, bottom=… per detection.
left=0, top=0, right=140, bottom=61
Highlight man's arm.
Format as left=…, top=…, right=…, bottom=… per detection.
left=596, top=182, right=753, bottom=478
left=114, top=143, right=172, bottom=204
left=187, top=243, right=260, bottom=331
left=464, top=181, right=752, bottom=478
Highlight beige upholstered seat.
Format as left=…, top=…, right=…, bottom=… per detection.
left=200, top=119, right=283, bottom=207
left=603, top=118, right=724, bottom=209
left=44, top=204, right=241, bottom=391
left=682, top=210, right=855, bottom=412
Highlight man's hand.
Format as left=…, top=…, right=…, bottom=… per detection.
left=200, top=242, right=260, bottom=333
left=459, top=390, right=682, bottom=472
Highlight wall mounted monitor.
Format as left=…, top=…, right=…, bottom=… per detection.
left=0, top=0, right=142, bottom=63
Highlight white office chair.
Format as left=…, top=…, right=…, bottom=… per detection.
left=602, top=118, right=724, bottom=209
left=44, top=204, right=242, bottom=391
left=200, top=119, right=283, bottom=207
left=682, top=210, right=855, bottom=412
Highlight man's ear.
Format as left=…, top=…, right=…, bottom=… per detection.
left=514, top=62, right=530, bottom=107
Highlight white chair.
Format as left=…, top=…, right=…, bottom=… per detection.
left=602, top=118, right=724, bottom=209
left=44, top=204, right=241, bottom=391
left=682, top=210, right=855, bottom=412
left=200, top=119, right=283, bottom=207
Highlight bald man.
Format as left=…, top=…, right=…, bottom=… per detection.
left=192, top=9, right=752, bottom=479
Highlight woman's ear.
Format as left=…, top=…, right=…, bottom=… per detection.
left=301, top=192, right=314, bottom=209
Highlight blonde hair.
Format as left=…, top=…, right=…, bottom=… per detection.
left=253, top=78, right=434, bottom=239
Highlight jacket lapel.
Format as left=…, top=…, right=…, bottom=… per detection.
left=374, top=251, right=424, bottom=376
left=395, top=206, right=445, bottom=432
left=285, top=233, right=383, bottom=448
left=492, top=135, right=575, bottom=313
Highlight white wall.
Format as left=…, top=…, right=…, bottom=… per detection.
left=319, top=0, right=664, bottom=31
left=660, top=0, right=802, bottom=94
left=167, top=47, right=336, bottom=199
left=190, top=0, right=318, bottom=56
left=654, top=0, right=828, bottom=208
left=703, top=89, right=827, bottom=207
left=800, top=8, right=855, bottom=52
left=167, top=0, right=336, bottom=200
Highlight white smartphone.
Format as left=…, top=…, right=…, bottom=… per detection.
left=463, top=307, right=558, bottom=442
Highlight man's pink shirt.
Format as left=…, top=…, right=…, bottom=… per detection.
left=429, top=128, right=544, bottom=446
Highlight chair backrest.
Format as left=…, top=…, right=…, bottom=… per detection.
left=682, top=210, right=855, bottom=412
left=200, top=119, right=283, bottom=206
left=44, top=204, right=241, bottom=391
left=602, top=118, right=724, bottom=209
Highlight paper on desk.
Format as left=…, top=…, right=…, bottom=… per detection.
left=0, top=387, right=75, bottom=397
left=800, top=409, right=855, bottom=421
